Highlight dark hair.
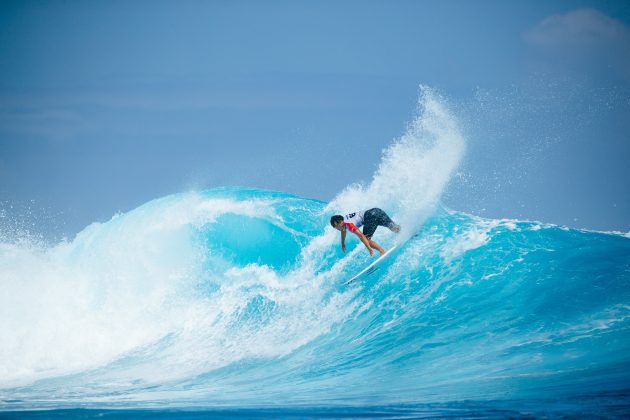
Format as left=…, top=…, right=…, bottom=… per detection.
left=330, top=215, right=344, bottom=227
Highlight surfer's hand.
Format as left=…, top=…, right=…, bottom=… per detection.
left=368, top=248, right=374, bottom=256
left=342, top=244, right=346, bottom=252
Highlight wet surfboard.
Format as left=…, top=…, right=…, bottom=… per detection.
left=345, top=245, right=398, bottom=285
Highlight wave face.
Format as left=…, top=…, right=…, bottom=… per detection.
left=1, top=90, right=629, bottom=410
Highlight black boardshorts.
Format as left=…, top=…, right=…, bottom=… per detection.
left=362, top=208, right=394, bottom=239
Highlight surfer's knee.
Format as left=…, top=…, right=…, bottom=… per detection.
left=388, top=222, right=401, bottom=233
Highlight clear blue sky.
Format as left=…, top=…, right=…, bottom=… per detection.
left=1, top=0, right=629, bottom=238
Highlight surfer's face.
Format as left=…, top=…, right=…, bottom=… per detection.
left=333, top=221, right=344, bottom=231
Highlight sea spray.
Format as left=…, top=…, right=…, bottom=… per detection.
left=327, top=86, right=465, bottom=241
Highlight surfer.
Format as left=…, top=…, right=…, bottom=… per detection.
left=330, top=208, right=400, bottom=256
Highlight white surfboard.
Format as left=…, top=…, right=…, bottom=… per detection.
left=345, top=245, right=398, bottom=285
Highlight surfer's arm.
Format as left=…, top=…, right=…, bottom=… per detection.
left=353, top=230, right=374, bottom=256
left=341, top=228, right=346, bottom=252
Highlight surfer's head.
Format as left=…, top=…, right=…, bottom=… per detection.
left=330, top=215, right=344, bottom=231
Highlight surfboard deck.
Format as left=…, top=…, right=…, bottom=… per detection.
left=345, top=244, right=399, bottom=285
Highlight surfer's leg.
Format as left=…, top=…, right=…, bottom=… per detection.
left=377, top=209, right=400, bottom=233
left=367, top=238, right=385, bottom=256
left=371, top=208, right=400, bottom=233
left=362, top=210, right=379, bottom=239
left=388, top=222, right=401, bottom=233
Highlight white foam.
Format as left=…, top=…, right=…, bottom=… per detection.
left=0, top=191, right=363, bottom=389
left=326, top=87, right=465, bottom=241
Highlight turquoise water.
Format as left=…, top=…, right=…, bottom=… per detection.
left=1, top=91, right=629, bottom=417
left=1, top=187, right=629, bottom=416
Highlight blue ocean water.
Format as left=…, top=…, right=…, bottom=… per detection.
left=1, top=91, right=629, bottom=417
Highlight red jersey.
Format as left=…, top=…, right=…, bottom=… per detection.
left=343, top=211, right=365, bottom=233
